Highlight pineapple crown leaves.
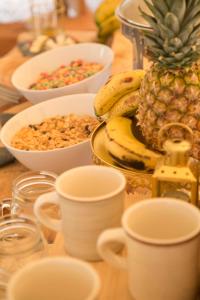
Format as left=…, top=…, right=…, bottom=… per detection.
left=140, top=0, right=200, bottom=68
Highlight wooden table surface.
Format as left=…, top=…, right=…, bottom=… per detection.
left=0, top=11, right=140, bottom=300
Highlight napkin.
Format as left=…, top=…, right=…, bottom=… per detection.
left=0, top=113, right=15, bottom=167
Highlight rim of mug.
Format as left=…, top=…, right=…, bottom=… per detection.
left=122, top=198, right=200, bottom=246
left=55, top=165, right=126, bottom=203
left=7, top=256, right=101, bottom=300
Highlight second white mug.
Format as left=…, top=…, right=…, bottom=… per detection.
left=34, top=165, right=126, bottom=261
left=98, top=198, right=200, bottom=300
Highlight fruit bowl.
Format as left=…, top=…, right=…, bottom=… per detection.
left=91, top=121, right=152, bottom=193
left=12, top=43, right=113, bottom=105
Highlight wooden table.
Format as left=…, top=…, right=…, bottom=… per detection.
left=0, top=12, right=141, bottom=299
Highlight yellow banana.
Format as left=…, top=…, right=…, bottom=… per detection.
left=105, top=116, right=161, bottom=170
left=98, top=15, right=120, bottom=39
left=108, top=89, right=140, bottom=118
left=94, top=70, right=145, bottom=117
left=95, top=0, right=122, bottom=26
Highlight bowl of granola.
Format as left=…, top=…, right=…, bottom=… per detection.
left=11, top=43, right=113, bottom=104
left=0, top=94, right=99, bottom=173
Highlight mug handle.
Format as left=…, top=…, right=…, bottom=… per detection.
left=34, top=191, right=61, bottom=232
left=97, top=228, right=127, bottom=270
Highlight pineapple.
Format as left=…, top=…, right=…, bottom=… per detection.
left=137, top=0, right=200, bottom=159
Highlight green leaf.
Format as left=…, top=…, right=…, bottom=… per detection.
left=150, top=46, right=166, bottom=55
left=187, top=0, right=200, bottom=8
left=149, top=46, right=166, bottom=55
left=145, top=39, right=158, bottom=48
left=179, top=24, right=194, bottom=44
left=158, top=22, right=175, bottom=39
left=143, top=0, right=164, bottom=22
left=163, top=43, right=177, bottom=53
left=183, top=14, right=200, bottom=32
left=145, top=32, right=163, bottom=46
left=169, top=37, right=183, bottom=49
left=166, top=0, right=174, bottom=8
left=151, top=0, right=169, bottom=15
left=180, top=46, right=193, bottom=56
left=195, top=46, right=200, bottom=54
left=186, top=0, right=193, bottom=7
left=139, top=8, right=159, bottom=33
left=189, top=38, right=200, bottom=47
left=164, top=13, right=180, bottom=34
left=171, top=0, right=186, bottom=23
left=159, top=56, right=176, bottom=63
left=189, top=23, right=200, bottom=39
left=180, top=56, right=194, bottom=65
left=159, top=54, right=195, bottom=67
left=172, top=52, right=185, bottom=60
left=183, top=4, right=200, bottom=26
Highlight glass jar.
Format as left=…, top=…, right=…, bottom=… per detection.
left=12, top=171, right=58, bottom=243
left=12, top=171, right=57, bottom=215
left=0, top=215, right=47, bottom=274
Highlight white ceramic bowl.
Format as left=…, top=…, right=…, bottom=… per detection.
left=12, top=43, right=113, bottom=105
left=0, top=94, right=97, bottom=174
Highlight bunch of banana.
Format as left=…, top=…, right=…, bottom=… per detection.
left=105, top=116, right=161, bottom=170
left=109, top=89, right=140, bottom=118
left=94, top=69, right=145, bottom=119
left=95, top=0, right=122, bottom=43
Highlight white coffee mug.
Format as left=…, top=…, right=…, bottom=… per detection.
left=34, top=165, right=126, bottom=261
left=6, top=257, right=100, bottom=300
left=98, top=198, right=200, bottom=300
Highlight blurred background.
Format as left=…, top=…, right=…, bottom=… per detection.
left=0, top=0, right=104, bottom=56
left=0, top=0, right=102, bottom=23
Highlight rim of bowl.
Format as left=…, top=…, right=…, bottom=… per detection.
left=11, top=43, right=114, bottom=93
left=0, top=93, right=97, bottom=154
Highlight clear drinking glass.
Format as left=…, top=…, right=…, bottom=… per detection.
left=0, top=215, right=47, bottom=274
left=64, top=0, right=84, bottom=18
left=30, top=0, right=58, bottom=37
left=12, top=171, right=58, bottom=243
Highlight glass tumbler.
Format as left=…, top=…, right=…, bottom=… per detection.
left=64, top=0, right=84, bottom=18
left=0, top=215, right=47, bottom=274
left=12, top=171, right=58, bottom=243
left=30, top=0, right=58, bottom=37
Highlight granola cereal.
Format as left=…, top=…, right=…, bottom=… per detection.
left=11, top=114, right=99, bottom=151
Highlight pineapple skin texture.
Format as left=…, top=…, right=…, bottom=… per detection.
left=137, top=64, right=200, bottom=160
